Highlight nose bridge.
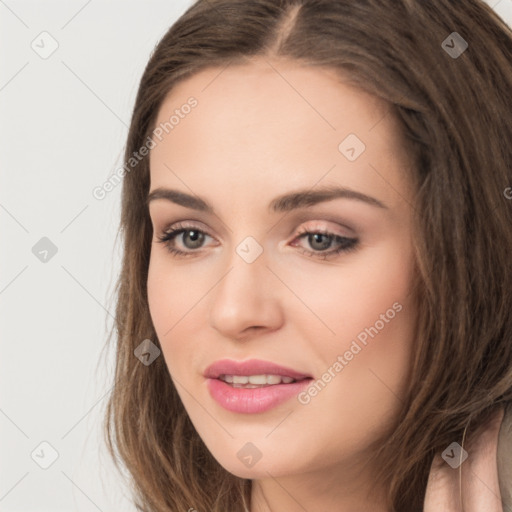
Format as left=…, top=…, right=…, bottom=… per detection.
left=209, top=231, right=282, bottom=336
left=217, top=233, right=268, bottom=303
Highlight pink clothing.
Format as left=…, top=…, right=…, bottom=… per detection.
left=424, top=405, right=512, bottom=511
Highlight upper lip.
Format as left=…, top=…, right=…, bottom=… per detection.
left=204, top=358, right=313, bottom=380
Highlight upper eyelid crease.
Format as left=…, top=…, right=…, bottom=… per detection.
left=146, top=185, right=388, bottom=213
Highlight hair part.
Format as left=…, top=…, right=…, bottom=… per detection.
left=103, top=1, right=512, bottom=510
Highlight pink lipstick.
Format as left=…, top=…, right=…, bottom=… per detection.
left=204, top=358, right=313, bottom=414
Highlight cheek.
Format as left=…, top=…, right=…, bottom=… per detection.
left=287, top=243, right=417, bottom=459
left=290, top=236, right=417, bottom=410
left=147, top=254, right=212, bottom=374
left=337, top=239, right=416, bottom=348
left=280, top=234, right=416, bottom=348
left=147, top=251, right=206, bottom=323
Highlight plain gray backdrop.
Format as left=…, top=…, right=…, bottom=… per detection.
left=1, top=1, right=511, bottom=510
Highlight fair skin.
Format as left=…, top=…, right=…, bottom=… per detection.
left=147, top=57, right=418, bottom=511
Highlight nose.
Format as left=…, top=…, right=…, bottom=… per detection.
left=209, top=244, right=284, bottom=340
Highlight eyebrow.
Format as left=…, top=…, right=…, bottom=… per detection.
left=146, top=185, right=388, bottom=213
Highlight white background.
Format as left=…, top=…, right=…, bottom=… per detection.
left=1, top=1, right=511, bottom=510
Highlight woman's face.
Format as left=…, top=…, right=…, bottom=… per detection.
left=147, top=57, right=418, bottom=491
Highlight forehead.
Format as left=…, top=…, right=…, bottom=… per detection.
left=152, top=57, right=391, bottom=144
left=149, top=57, right=414, bottom=211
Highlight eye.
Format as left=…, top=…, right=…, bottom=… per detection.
left=155, top=222, right=359, bottom=260
left=291, top=226, right=359, bottom=260
left=156, top=221, right=215, bottom=258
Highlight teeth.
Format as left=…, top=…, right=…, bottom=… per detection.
left=220, top=374, right=297, bottom=385
left=266, top=375, right=283, bottom=385
left=246, top=375, right=266, bottom=385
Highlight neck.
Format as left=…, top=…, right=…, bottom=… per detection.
left=249, top=459, right=390, bottom=512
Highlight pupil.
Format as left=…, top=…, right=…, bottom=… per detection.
left=185, top=230, right=204, bottom=248
left=310, top=233, right=331, bottom=250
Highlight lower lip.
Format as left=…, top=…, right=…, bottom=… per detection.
left=206, top=378, right=312, bottom=414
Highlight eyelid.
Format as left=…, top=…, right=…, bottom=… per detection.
left=157, top=225, right=359, bottom=262
left=157, top=219, right=358, bottom=255
left=159, top=218, right=354, bottom=241
left=158, top=219, right=212, bottom=237
left=294, top=220, right=354, bottom=238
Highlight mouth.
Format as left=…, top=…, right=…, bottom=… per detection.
left=204, top=358, right=313, bottom=381
left=216, top=373, right=312, bottom=388
left=203, top=358, right=314, bottom=414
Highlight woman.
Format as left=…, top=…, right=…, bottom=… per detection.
left=103, top=1, right=512, bottom=510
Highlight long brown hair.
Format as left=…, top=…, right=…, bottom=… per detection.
left=102, top=1, right=512, bottom=510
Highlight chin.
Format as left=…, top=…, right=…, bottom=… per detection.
left=209, top=448, right=290, bottom=480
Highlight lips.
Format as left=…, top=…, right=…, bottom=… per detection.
left=203, top=358, right=313, bottom=381
left=204, top=359, right=314, bottom=413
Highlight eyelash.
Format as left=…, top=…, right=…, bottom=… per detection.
left=155, top=222, right=359, bottom=260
